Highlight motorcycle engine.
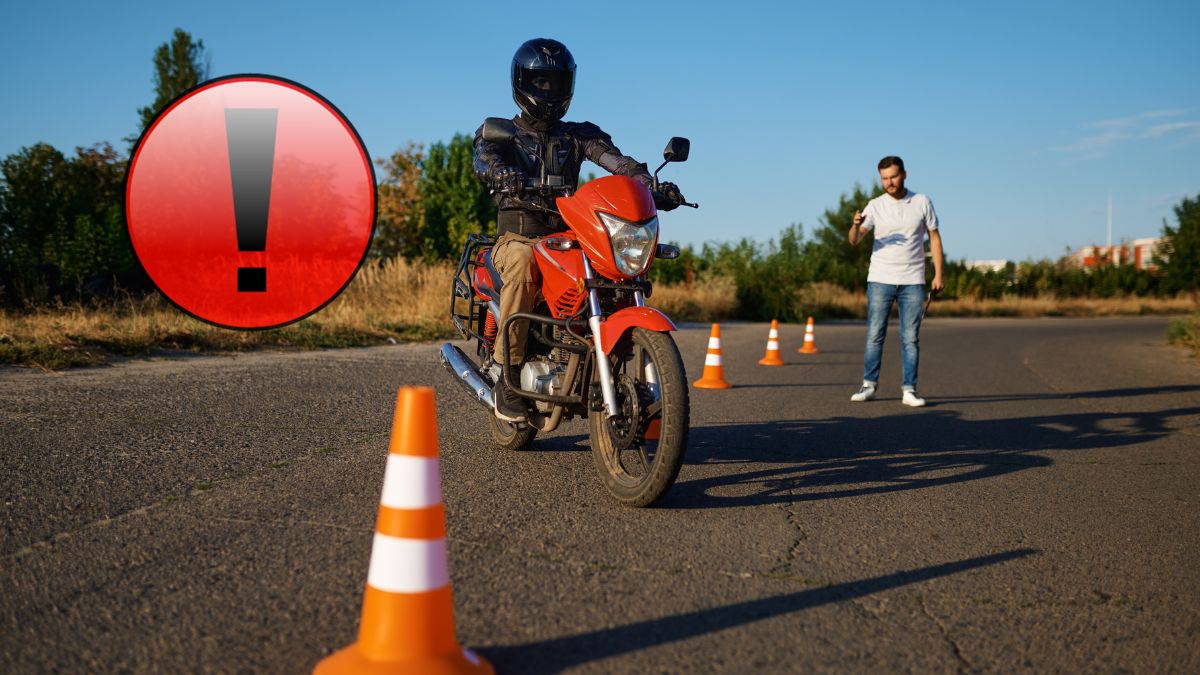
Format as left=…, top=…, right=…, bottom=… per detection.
left=521, top=360, right=566, bottom=412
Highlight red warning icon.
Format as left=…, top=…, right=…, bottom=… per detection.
left=126, top=75, right=375, bottom=329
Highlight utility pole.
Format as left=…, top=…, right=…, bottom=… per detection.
left=1106, top=195, right=1113, bottom=263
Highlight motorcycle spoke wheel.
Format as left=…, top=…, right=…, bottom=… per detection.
left=589, top=327, right=689, bottom=507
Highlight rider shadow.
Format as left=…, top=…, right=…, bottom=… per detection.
left=481, top=547, right=1037, bottom=674
left=660, top=398, right=1200, bottom=509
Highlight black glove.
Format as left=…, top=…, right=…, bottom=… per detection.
left=491, top=166, right=526, bottom=195
left=654, top=181, right=685, bottom=211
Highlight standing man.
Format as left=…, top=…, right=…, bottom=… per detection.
left=847, top=156, right=944, bottom=407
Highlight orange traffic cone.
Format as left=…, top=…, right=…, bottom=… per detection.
left=798, top=316, right=820, bottom=354
left=694, top=323, right=732, bottom=389
left=315, top=387, right=493, bottom=675
left=758, top=320, right=785, bottom=366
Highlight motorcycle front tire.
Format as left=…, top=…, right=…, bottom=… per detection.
left=589, top=327, right=689, bottom=507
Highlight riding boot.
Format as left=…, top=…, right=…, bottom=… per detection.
left=494, top=364, right=527, bottom=423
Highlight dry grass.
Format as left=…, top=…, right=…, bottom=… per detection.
left=926, top=293, right=1197, bottom=318
left=307, top=257, right=453, bottom=335
left=0, top=258, right=457, bottom=369
left=3, top=263, right=1195, bottom=369
left=649, top=276, right=738, bottom=323
left=651, top=278, right=1197, bottom=322
left=1168, top=313, right=1200, bottom=357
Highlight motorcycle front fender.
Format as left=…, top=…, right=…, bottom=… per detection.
left=598, top=306, right=676, bottom=354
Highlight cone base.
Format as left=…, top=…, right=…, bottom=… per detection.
left=693, top=378, right=732, bottom=389
left=758, top=355, right=784, bottom=366
left=797, top=346, right=819, bottom=354
left=315, top=644, right=493, bottom=675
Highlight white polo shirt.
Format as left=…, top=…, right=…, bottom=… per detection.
left=860, top=189, right=939, bottom=285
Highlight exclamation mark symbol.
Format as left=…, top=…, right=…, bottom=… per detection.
left=225, top=108, right=278, bottom=292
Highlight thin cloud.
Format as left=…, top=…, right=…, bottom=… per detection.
left=1050, top=127, right=1128, bottom=157
left=1089, top=108, right=1187, bottom=129
left=1049, top=109, right=1197, bottom=159
left=1145, top=121, right=1200, bottom=139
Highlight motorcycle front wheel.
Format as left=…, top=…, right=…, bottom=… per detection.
left=589, top=327, right=689, bottom=507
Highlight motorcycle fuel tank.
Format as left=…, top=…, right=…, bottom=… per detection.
left=533, top=237, right=587, bottom=318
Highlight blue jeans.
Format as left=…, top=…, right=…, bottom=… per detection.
left=863, top=282, right=924, bottom=390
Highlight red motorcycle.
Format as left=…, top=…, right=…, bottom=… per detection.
left=440, top=119, right=697, bottom=507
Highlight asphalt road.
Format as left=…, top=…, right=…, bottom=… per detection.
left=2, top=317, right=1198, bottom=673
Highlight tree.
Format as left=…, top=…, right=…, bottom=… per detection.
left=374, top=142, right=426, bottom=259
left=1157, top=193, right=1200, bottom=297
left=43, top=143, right=132, bottom=286
left=0, top=143, right=132, bottom=304
left=418, top=134, right=495, bottom=259
left=0, top=143, right=69, bottom=301
left=732, top=223, right=815, bottom=321
left=135, top=28, right=210, bottom=136
left=809, top=183, right=884, bottom=290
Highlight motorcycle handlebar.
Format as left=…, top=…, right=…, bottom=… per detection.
left=494, top=181, right=571, bottom=195
left=494, top=180, right=698, bottom=210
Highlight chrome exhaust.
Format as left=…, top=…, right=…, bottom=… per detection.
left=439, top=343, right=495, bottom=409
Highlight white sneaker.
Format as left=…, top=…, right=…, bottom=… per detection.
left=902, top=390, right=927, bottom=407
left=850, top=384, right=877, bottom=402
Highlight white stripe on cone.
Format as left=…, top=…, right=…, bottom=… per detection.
left=366, top=534, right=451, bottom=593
left=707, top=337, right=721, bottom=349
left=768, top=330, right=779, bottom=339
left=767, top=340, right=779, bottom=350
left=804, top=334, right=814, bottom=343
left=705, top=354, right=722, bottom=366
left=380, top=455, right=443, bottom=509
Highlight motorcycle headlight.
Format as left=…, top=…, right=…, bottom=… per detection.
left=598, top=212, right=658, bottom=277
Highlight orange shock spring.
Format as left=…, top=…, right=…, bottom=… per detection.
left=483, top=311, right=497, bottom=348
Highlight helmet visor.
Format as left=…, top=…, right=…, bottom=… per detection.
left=515, top=67, right=574, bottom=101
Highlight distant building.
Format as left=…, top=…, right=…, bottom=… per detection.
left=1068, top=237, right=1163, bottom=271
left=965, top=259, right=1010, bottom=273
left=1130, top=237, right=1163, bottom=270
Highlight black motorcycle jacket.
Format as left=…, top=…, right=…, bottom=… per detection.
left=474, top=114, right=665, bottom=237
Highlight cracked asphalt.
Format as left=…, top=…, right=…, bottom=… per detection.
left=2, top=317, right=1198, bottom=673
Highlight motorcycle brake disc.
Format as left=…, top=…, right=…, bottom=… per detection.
left=605, top=374, right=641, bottom=453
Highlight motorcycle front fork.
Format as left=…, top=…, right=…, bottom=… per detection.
left=582, top=255, right=620, bottom=418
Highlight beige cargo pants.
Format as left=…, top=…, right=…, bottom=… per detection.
left=490, top=232, right=541, bottom=366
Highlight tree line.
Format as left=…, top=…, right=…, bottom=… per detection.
left=647, top=186, right=1198, bottom=321
left=0, top=29, right=210, bottom=305
left=2, top=29, right=1196, bottom=312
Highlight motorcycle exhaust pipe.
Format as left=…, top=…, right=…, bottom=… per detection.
left=439, top=343, right=495, bottom=410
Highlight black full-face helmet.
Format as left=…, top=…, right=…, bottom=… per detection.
left=511, top=38, right=576, bottom=123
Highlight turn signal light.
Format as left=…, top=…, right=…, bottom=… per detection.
left=543, top=236, right=577, bottom=250
left=655, top=243, right=681, bottom=259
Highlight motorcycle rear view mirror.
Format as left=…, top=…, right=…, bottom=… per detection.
left=653, top=137, right=691, bottom=188
left=663, top=137, right=690, bottom=163
left=482, top=117, right=518, bottom=144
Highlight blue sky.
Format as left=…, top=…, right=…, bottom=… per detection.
left=2, top=1, right=1197, bottom=262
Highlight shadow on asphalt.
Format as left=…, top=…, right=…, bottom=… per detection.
left=932, top=384, right=1200, bottom=405
left=708, top=382, right=848, bottom=389
left=482, top=548, right=1037, bottom=674
left=661, top=401, right=1200, bottom=509
left=522, top=386, right=1199, bottom=507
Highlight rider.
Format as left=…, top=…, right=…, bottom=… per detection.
left=474, top=37, right=685, bottom=423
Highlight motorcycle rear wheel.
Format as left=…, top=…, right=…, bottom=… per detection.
left=488, top=414, right=537, bottom=452
left=589, top=327, right=689, bottom=507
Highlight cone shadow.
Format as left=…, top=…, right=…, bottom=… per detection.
left=482, top=548, right=1036, bottom=673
